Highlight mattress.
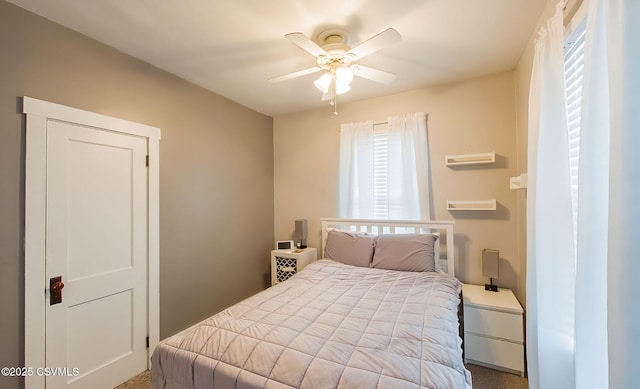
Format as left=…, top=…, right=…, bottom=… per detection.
left=151, top=259, right=472, bottom=389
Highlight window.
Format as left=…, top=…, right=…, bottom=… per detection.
left=338, top=113, right=430, bottom=220
left=564, top=20, right=586, bottom=250
left=372, top=123, right=389, bottom=219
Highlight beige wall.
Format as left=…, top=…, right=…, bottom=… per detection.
left=274, top=71, right=523, bottom=300
left=0, top=2, right=273, bottom=386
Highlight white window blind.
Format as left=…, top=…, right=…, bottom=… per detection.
left=373, top=123, right=389, bottom=219
left=564, top=22, right=586, bottom=248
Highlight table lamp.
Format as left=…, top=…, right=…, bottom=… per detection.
left=483, top=249, right=499, bottom=292
left=295, top=219, right=307, bottom=249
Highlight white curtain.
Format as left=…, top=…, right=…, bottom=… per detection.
left=574, top=0, right=609, bottom=386
left=338, top=112, right=431, bottom=220
left=602, top=1, right=640, bottom=388
left=387, top=112, right=431, bottom=220
left=528, top=0, right=640, bottom=388
left=338, top=120, right=374, bottom=218
left=526, top=3, right=576, bottom=389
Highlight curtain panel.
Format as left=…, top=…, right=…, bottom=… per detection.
left=338, top=120, right=374, bottom=219
left=603, top=1, right=640, bottom=387
left=387, top=112, right=431, bottom=220
left=527, top=0, right=640, bottom=387
left=526, top=3, right=576, bottom=388
left=574, top=0, right=610, bottom=386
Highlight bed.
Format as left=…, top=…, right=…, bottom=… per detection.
left=151, top=219, right=471, bottom=389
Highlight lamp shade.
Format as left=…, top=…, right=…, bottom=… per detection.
left=294, top=219, right=307, bottom=242
left=314, top=68, right=354, bottom=96
left=335, top=67, right=353, bottom=95
left=482, top=249, right=499, bottom=279
left=314, top=72, right=332, bottom=93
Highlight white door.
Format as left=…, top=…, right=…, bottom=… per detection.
left=45, top=120, right=148, bottom=388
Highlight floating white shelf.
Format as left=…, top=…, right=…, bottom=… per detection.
left=447, top=199, right=497, bottom=211
left=445, top=152, right=496, bottom=166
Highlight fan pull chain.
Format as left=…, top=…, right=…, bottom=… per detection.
left=333, top=95, right=338, bottom=115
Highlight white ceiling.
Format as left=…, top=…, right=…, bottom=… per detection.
left=8, top=0, right=547, bottom=116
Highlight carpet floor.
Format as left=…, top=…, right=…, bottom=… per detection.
left=115, top=364, right=528, bottom=389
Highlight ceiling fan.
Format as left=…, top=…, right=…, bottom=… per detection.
left=269, top=27, right=401, bottom=111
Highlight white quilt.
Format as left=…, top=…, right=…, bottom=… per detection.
left=152, top=259, right=472, bottom=389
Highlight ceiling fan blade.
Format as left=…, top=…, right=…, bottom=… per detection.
left=346, top=28, right=401, bottom=60
left=352, top=65, right=396, bottom=84
left=285, top=32, right=329, bottom=58
left=268, top=66, right=322, bottom=83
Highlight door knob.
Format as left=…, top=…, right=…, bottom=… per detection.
left=50, top=276, right=64, bottom=305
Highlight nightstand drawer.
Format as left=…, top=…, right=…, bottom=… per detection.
left=465, top=333, right=524, bottom=372
left=464, top=306, right=523, bottom=342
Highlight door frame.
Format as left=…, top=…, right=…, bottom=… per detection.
left=23, top=96, right=161, bottom=388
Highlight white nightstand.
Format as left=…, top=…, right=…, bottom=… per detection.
left=462, top=284, right=525, bottom=376
left=270, top=248, right=317, bottom=285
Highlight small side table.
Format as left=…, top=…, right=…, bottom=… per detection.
left=462, top=284, right=525, bottom=376
left=270, top=248, right=317, bottom=285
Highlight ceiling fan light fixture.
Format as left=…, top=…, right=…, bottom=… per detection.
left=336, top=83, right=351, bottom=95
left=335, top=67, right=353, bottom=95
left=315, top=68, right=352, bottom=96
left=275, top=27, right=401, bottom=113
left=314, top=72, right=332, bottom=93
